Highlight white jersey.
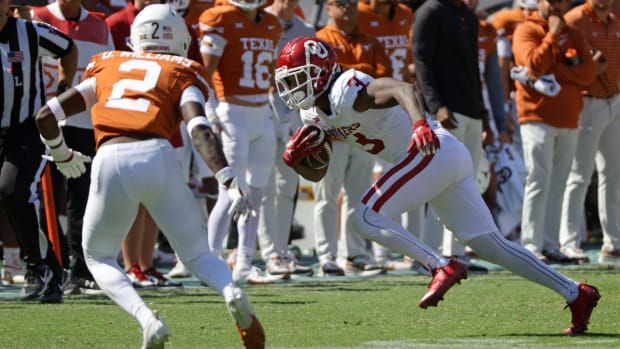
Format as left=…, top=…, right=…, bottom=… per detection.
left=300, top=69, right=444, bottom=164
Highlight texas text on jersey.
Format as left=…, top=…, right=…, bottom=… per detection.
left=198, top=5, right=282, bottom=97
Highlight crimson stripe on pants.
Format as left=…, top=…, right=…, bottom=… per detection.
left=372, top=154, right=433, bottom=211
left=361, top=148, right=419, bottom=205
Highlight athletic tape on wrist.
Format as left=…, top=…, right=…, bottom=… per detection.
left=186, top=116, right=210, bottom=136
left=40, top=132, right=71, bottom=161
left=47, top=97, right=66, bottom=121
left=214, top=167, right=234, bottom=187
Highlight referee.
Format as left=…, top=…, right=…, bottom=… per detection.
left=0, top=0, right=77, bottom=303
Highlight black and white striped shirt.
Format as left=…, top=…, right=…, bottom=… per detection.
left=0, top=17, right=74, bottom=128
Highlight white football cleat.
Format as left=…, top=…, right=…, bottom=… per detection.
left=142, top=311, right=170, bottom=349
left=233, top=265, right=288, bottom=285
left=223, top=284, right=265, bottom=349
left=166, top=260, right=191, bottom=278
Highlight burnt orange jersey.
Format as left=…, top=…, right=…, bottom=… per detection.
left=565, top=3, right=620, bottom=98
left=491, top=7, right=528, bottom=40
left=357, top=2, right=413, bottom=80
left=185, top=0, right=219, bottom=29
left=317, top=25, right=392, bottom=78
left=198, top=5, right=282, bottom=97
left=84, top=51, right=210, bottom=149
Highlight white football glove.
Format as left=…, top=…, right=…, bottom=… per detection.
left=225, top=177, right=256, bottom=221
left=215, top=167, right=255, bottom=221
left=41, top=133, right=91, bottom=179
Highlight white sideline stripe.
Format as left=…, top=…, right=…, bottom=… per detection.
left=268, top=338, right=618, bottom=349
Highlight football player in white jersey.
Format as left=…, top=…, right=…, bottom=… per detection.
left=275, top=36, right=600, bottom=335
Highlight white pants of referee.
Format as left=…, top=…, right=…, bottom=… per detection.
left=560, top=94, right=620, bottom=253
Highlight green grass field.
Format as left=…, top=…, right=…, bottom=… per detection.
left=1, top=266, right=619, bottom=349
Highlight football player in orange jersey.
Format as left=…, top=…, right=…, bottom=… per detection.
left=198, top=0, right=285, bottom=283
left=35, top=5, right=265, bottom=348
left=358, top=0, right=414, bottom=82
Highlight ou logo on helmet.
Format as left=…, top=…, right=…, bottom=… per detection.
left=304, top=40, right=329, bottom=59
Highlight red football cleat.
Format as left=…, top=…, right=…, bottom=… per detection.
left=418, top=259, right=467, bottom=309
left=236, top=315, right=265, bottom=349
left=563, top=283, right=601, bottom=335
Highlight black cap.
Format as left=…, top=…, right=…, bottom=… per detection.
left=10, top=0, right=49, bottom=7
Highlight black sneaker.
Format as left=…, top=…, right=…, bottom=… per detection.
left=20, top=264, right=53, bottom=301
left=64, top=277, right=104, bottom=296
left=41, top=268, right=66, bottom=303
left=543, top=249, right=578, bottom=265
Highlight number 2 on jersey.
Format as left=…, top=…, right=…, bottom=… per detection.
left=105, top=60, right=161, bottom=112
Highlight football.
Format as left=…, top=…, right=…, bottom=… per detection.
left=302, top=138, right=332, bottom=169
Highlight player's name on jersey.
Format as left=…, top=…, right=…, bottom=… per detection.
left=376, top=35, right=409, bottom=49
left=329, top=122, right=361, bottom=139
left=240, top=37, right=276, bottom=52
left=100, top=51, right=195, bottom=67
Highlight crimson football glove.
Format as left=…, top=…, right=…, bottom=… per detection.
left=408, top=119, right=440, bottom=156
left=282, top=125, right=326, bottom=167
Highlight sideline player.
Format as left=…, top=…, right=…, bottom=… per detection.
left=35, top=5, right=265, bottom=348
left=198, top=0, right=283, bottom=283
left=275, top=36, right=600, bottom=335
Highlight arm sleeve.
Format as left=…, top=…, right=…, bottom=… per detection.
left=180, top=85, right=206, bottom=108
left=74, top=77, right=98, bottom=109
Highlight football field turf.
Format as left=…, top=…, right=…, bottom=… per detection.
left=1, top=260, right=619, bottom=348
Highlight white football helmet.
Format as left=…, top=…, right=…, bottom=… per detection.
left=229, top=0, right=266, bottom=11
left=129, top=4, right=190, bottom=57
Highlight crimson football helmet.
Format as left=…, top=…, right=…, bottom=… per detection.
left=275, top=36, right=341, bottom=110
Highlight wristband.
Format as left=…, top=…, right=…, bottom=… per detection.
left=215, top=166, right=234, bottom=187
left=47, top=97, right=66, bottom=121
left=186, top=116, right=210, bottom=136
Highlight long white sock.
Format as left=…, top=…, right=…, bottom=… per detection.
left=467, top=232, right=579, bottom=303
left=183, top=252, right=233, bottom=295
left=86, top=256, right=154, bottom=329
left=207, top=187, right=232, bottom=258
left=235, top=186, right=263, bottom=269
left=356, top=206, right=448, bottom=269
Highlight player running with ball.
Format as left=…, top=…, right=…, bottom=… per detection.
left=275, top=36, right=600, bottom=335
